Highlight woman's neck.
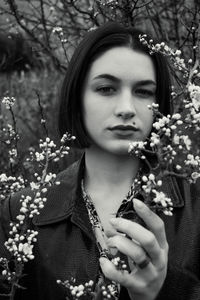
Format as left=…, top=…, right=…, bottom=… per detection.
left=84, top=146, right=140, bottom=200
left=84, top=146, right=140, bottom=236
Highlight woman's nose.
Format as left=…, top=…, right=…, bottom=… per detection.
left=114, top=90, right=136, bottom=120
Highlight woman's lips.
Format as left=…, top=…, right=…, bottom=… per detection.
left=109, top=125, right=138, bottom=136
left=110, top=125, right=138, bottom=130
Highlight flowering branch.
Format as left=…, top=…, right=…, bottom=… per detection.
left=125, top=34, right=200, bottom=218
left=0, top=131, right=75, bottom=299
left=1, top=96, right=20, bottom=174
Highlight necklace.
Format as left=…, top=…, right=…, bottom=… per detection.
left=81, top=177, right=138, bottom=300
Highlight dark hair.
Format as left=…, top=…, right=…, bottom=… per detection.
left=58, top=22, right=171, bottom=148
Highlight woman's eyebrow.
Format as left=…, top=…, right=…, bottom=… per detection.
left=92, top=74, right=156, bottom=86
left=135, top=80, right=157, bottom=87
left=92, top=74, right=120, bottom=83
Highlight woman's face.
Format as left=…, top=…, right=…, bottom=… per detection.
left=82, top=46, right=156, bottom=155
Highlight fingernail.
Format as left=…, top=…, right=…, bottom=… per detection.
left=109, top=247, right=118, bottom=256
left=133, top=198, right=144, bottom=209
left=109, top=218, right=118, bottom=226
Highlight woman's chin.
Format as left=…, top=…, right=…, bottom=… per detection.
left=102, top=142, right=133, bottom=156
left=90, top=140, right=139, bottom=156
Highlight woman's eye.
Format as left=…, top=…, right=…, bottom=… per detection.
left=135, top=89, right=155, bottom=97
left=96, top=86, right=116, bottom=95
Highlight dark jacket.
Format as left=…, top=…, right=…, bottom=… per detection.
left=0, top=158, right=200, bottom=300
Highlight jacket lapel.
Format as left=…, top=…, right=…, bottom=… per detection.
left=161, top=175, right=184, bottom=208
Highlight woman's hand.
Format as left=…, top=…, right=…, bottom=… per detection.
left=99, top=198, right=168, bottom=300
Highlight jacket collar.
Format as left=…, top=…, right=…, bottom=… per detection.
left=33, top=155, right=184, bottom=228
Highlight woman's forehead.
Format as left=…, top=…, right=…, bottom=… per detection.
left=88, top=47, right=156, bottom=83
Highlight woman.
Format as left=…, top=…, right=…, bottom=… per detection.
left=0, top=22, right=200, bottom=300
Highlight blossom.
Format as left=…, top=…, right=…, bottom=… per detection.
left=150, top=132, right=160, bottom=147
left=141, top=173, right=160, bottom=194
left=188, top=83, right=200, bottom=111
left=173, top=134, right=192, bottom=150
left=2, top=96, right=16, bottom=109
left=153, top=116, right=170, bottom=131
left=152, top=190, right=173, bottom=216
left=44, top=173, right=56, bottom=183
left=175, top=50, right=181, bottom=56
left=35, top=152, right=45, bottom=162
left=111, top=256, right=127, bottom=270
left=16, top=215, right=25, bottom=222
left=0, top=173, right=8, bottom=182
left=18, top=243, right=33, bottom=257
left=57, top=278, right=94, bottom=299
left=185, top=154, right=200, bottom=167
left=61, top=133, right=76, bottom=144
left=172, top=113, right=181, bottom=120
left=2, top=270, right=7, bottom=276
left=52, top=26, right=63, bottom=34
left=5, top=228, right=38, bottom=262
left=128, top=141, right=146, bottom=154
left=30, top=182, right=39, bottom=190
left=191, top=172, right=200, bottom=182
